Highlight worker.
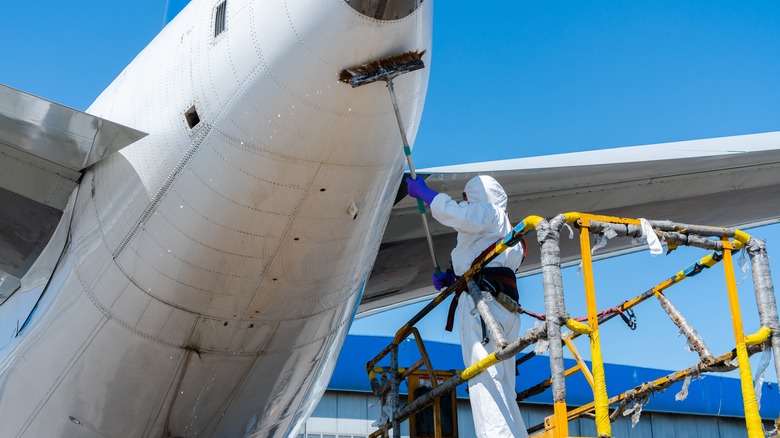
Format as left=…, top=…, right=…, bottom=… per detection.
left=406, top=175, right=528, bottom=438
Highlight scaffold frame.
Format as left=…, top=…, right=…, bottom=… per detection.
left=365, top=212, right=780, bottom=438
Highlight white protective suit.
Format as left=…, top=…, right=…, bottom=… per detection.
left=429, top=175, right=528, bottom=438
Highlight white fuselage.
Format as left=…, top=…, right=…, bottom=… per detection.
left=0, top=0, right=431, bottom=436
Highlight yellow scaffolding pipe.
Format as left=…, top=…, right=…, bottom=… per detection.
left=578, top=216, right=611, bottom=437
left=722, top=239, right=763, bottom=438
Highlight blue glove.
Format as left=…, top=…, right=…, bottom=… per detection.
left=406, top=177, right=439, bottom=205
left=432, top=269, right=455, bottom=291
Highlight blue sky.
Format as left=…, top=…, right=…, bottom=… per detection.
left=2, top=0, right=780, bottom=389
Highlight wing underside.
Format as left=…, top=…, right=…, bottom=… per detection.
left=360, top=131, right=780, bottom=315
left=0, top=84, right=146, bottom=300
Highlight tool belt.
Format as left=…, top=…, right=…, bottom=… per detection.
left=444, top=266, right=519, bottom=332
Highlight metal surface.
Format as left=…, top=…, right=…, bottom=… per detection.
left=366, top=213, right=779, bottom=437
left=362, top=132, right=780, bottom=314
left=0, top=187, right=62, bottom=277
left=0, top=84, right=146, bottom=171
left=0, top=0, right=433, bottom=437
left=721, top=241, right=763, bottom=437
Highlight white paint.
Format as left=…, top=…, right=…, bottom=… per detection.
left=0, top=0, right=432, bottom=436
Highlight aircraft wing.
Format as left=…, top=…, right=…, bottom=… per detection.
left=0, top=84, right=146, bottom=289
left=359, top=131, right=780, bottom=315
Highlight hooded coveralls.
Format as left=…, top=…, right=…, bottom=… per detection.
left=429, top=176, right=528, bottom=438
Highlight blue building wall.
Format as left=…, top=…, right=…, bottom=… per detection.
left=309, top=335, right=779, bottom=437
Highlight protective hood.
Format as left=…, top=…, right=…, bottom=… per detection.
left=464, top=175, right=508, bottom=211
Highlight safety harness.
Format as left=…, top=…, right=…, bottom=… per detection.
left=444, top=237, right=526, bottom=333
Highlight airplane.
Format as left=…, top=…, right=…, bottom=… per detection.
left=1, top=1, right=779, bottom=438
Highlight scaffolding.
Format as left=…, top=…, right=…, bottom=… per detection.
left=365, top=213, right=780, bottom=438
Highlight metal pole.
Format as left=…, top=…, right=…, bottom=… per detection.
left=390, top=345, right=401, bottom=437
left=722, top=240, right=763, bottom=438
left=579, top=217, right=611, bottom=437
left=385, top=78, right=440, bottom=272
left=536, top=216, right=569, bottom=437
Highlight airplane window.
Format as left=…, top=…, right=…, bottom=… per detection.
left=214, top=1, right=227, bottom=37
left=344, top=0, right=423, bottom=21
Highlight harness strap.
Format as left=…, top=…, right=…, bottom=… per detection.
left=445, top=267, right=520, bottom=332
left=444, top=237, right=526, bottom=332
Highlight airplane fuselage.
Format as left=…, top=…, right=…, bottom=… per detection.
left=0, top=0, right=431, bottom=436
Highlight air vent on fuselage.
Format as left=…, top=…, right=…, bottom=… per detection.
left=185, top=106, right=200, bottom=129
left=214, top=1, right=227, bottom=37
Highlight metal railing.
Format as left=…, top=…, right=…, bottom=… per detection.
left=365, top=212, right=779, bottom=438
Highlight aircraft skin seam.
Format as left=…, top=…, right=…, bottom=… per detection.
left=86, top=209, right=215, bottom=318
left=223, top=130, right=404, bottom=170
left=241, top=162, right=323, bottom=316
left=113, top=125, right=212, bottom=259
left=206, top=142, right=306, bottom=189
left=0, top=147, right=74, bottom=177
left=74, top=251, right=356, bottom=355
left=17, top=317, right=112, bottom=437
left=118, top=236, right=364, bottom=322
left=246, top=16, right=396, bottom=120
left=125, top=245, right=241, bottom=296
left=213, top=125, right=407, bottom=171
left=133, top=226, right=267, bottom=280
left=504, top=162, right=780, bottom=201
left=154, top=209, right=274, bottom=259
left=144, top=342, right=193, bottom=436
left=184, top=168, right=291, bottom=217
left=165, top=189, right=280, bottom=239
left=257, top=308, right=354, bottom=356
left=73, top=263, right=191, bottom=349
left=247, top=283, right=356, bottom=321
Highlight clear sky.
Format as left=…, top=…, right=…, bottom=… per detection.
left=2, top=0, right=780, bottom=390
left=353, top=0, right=780, bottom=386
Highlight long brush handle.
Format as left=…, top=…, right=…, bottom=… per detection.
left=385, top=79, right=441, bottom=274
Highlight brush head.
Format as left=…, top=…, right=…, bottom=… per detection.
left=339, top=50, right=426, bottom=88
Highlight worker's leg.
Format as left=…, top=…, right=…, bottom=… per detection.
left=458, top=295, right=528, bottom=438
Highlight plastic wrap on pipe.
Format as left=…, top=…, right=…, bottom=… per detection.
left=537, top=216, right=568, bottom=403
left=747, top=238, right=780, bottom=394
left=655, top=292, right=714, bottom=360
left=622, top=393, right=649, bottom=427
left=467, top=279, right=507, bottom=348
left=533, top=338, right=550, bottom=355
left=588, top=221, right=642, bottom=239
left=497, top=323, right=548, bottom=361
left=639, top=218, right=664, bottom=255
left=648, top=220, right=740, bottom=239
left=675, top=375, right=692, bottom=401
left=754, top=346, right=772, bottom=410
left=661, top=232, right=725, bottom=251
